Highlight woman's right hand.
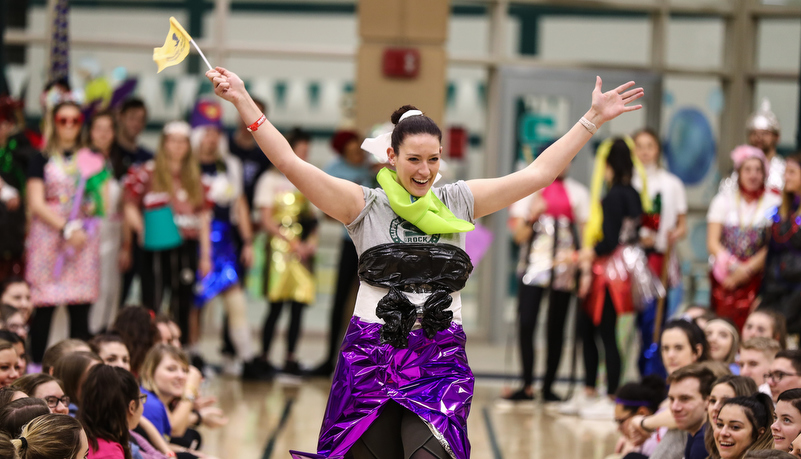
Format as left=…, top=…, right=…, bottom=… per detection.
left=186, top=366, right=203, bottom=393
left=206, top=67, right=247, bottom=105
left=66, top=228, right=88, bottom=250
left=199, top=406, right=229, bottom=428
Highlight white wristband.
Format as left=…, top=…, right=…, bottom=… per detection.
left=62, top=220, right=82, bottom=240
left=579, top=117, right=598, bottom=135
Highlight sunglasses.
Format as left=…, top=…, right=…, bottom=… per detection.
left=55, top=114, right=84, bottom=127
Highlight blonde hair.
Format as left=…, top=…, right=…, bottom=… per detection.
left=706, top=319, right=740, bottom=365
left=140, top=344, right=190, bottom=397
left=10, top=413, right=83, bottom=459
left=741, top=337, right=781, bottom=359
left=43, top=101, right=83, bottom=157
left=152, top=129, right=204, bottom=208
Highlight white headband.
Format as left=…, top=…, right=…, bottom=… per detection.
left=399, top=109, right=423, bottom=122
left=163, top=120, right=191, bottom=138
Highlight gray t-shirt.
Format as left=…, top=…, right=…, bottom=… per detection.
left=345, top=181, right=475, bottom=256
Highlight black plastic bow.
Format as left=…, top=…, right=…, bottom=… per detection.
left=375, top=287, right=454, bottom=348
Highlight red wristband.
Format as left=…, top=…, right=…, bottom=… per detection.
left=246, top=114, right=267, bottom=133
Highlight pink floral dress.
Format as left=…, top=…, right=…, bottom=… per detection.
left=25, top=154, right=101, bottom=306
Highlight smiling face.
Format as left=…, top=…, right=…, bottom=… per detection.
left=739, top=349, right=773, bottom=386
left=773, top=400, right=801, bottom=452
left=33, top=380, right=69, bottom=415
left=1, top=282, right=32, bottom=317
left=0, top=348, right=19, bottom=387
left=706, top=322, right=735, bottom=363
left=97, top=342, right=131, bottom=372
left=153, top=355, right=188, bottom=400
left=709, top=383, right=736, bottom=426
left=661, top=328, right=701, bottom=375
left=742, top=312, right=775, bottom=343
left=388, top=134, right=442, bottom=198
left=715, top=405, right=758, bottom=459
left=738, top=157, right=766, bottom=193
left=54, top=104, right=83, bottom=147
left=668, top=377, right=709, bottom=435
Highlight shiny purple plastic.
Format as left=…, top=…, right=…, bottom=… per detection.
left=289, top=316, right=474, bottom=459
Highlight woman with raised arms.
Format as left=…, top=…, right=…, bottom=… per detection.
left=206, top=66, right=643, bottom=459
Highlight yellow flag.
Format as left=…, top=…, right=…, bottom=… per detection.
left=153, top=17, right=192, bottom=73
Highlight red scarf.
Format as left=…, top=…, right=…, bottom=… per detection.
left=739, top=184, right=765, bottom=203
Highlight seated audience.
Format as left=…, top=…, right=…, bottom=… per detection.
left=706, top=376, right=760, bottom=459
left=768, top=351, right=801, bottom=404
left=0, top=331, right=26, bottom=375
left=714, top=394, right=775, bottom=459
left=0, top=398, right=49, bottom=437
left=0, top=277, right=32, bottom=320
left=740, top=338, right=782, bottom=395
left=89, top=334, right=131, bottom=371
left=41, top=339, right=91, bottom=375
left=112, top=306, right=158, bottom=377
left=0, top=432, right=15, bottom=459
left=140, top=344, right=226, bottom=457
left=12, top=374, right=69, bottom=415
left=742, top=311, right=788, bottom=350
left=79, top=365, right=145, bottom=459
left=772, top=389, right=801, bottom=453
left=154, top=314, right=181, bottom=348
left=613, top=375, right=666, bottom=457
left=661, top=319, right=711, bottom=376
left=9, top=413, right=89, bottom=459
left=52, top=351, right=102, bottom=416
left=0, top=342, right=18, bottom=387
left=0, top=305, right=27, bottom=340
left=667, top=364, right=717, bottom=459
left=0, top=387, right=25, bottom=407
left=706, top=319, right=741, bottom=374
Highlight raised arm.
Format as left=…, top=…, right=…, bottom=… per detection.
left=468, top=77, right=643, bottom=219
left=207, top=67, right=365, bottom=225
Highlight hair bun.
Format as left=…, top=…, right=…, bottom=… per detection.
left=390, top=105, right=420, bottom=125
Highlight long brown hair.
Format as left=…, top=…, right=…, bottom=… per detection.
left=51, top=351, right=101, bottom=407
left=43, top=101, right=83, bottom=157
left=111, top=306, right=158, bottom=376
left=79, top=365, right=138, bottom=459
left=10, top=413, right=84, bottom=459
left=779, top=154, right=801, bottom=220
left=152, top=125, right=204, bottom=208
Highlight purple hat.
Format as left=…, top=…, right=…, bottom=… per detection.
left=190, top=99, right=223, bottom=130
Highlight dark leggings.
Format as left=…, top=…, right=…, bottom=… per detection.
left=516, top=283, right=572, bottom=393
left=578, top=289, right=621, bottom=394
left=140, top=240, right=199, bottom=345
left=322, top=238, right=359, bottom=366
left=349, top=402, right=449, bottom=459
left=29, top=303, right=91, bottom=363
left=261, top=300, right=304, bottom=358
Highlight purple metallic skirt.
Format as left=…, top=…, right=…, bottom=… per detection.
left=290, top=316, right=474, bottom=459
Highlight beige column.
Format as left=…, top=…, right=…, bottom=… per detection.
left=355, top=0, right=450, bottom=132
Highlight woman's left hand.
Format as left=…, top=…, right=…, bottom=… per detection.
left=722, top=264, right=750, bottom=290
left=589, top=77, right=644, bottom=126
left=199, top=406, right=229, bottom=428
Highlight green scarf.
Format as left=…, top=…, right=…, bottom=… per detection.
left=377, top=168, right=474, bottom=235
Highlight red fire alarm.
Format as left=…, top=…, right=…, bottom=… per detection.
left=382, top=48, right=420, bottom=79
left=447, top=126, right=467, bottom=160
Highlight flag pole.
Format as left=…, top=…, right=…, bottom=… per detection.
left=190, top=39, right=213, bottom=71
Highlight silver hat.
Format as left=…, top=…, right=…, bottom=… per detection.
left=746, top=98, right=780, bottom=134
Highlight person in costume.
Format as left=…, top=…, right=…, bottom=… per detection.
left=310, top=128, right=378, bottom=377
left=503, top=159, right=589, bottom=402
left=86, top=110, right=125, bottom=334
left=760, top=153, right=801, bottom=335
left=0, top=96, right=36, bottom=283
left=123, top=121, right=212, bottom=346
left=252, top=128, right=318, bottom=376
left=206, top=65, right=643, bottom=459
left=707, top=145, right=780, bottom=332
left=564, top=138, right=652, bottom=420
left=26, top=101, right=107, bottom=364
left=720, top=99, right=784, bottom=195
left=190, top=98, right=256, bottom=370
left=632, top=127, right=688, bottom=377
